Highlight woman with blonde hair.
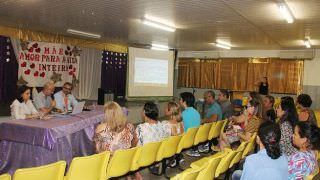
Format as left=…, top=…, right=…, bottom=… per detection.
left=94, top=101, right=136, bottom=153
left=162, top=101, right=184, bottom=136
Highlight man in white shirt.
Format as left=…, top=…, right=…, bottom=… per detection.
left=34, top=81, right=56, bottom=115
left=54, top=82, right=78, bottom=112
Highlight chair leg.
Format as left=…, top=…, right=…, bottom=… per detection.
left=224, top=169, right=230, bottom=180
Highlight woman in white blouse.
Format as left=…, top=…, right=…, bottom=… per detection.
left=10, top=85, right=39, bottom=119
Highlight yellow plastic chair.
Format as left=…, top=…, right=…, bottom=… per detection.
left=156, top=135, right=182, bottom=162
left=194, top=123, right=212, bottom=146
left=306, top=166, right=319, bottom=180
left=170, top=165, right=206, bottom=180
left=196, top=152, right=227, bottom=180
left=190, top=149, right=229, bottom=169
left=176, top=127, right=199, bottom=154
left=214, top=148, right=238, bottom=178
left=13, top=161, right=66, bottom=180
left=0, top=174, right=11, bottom=180
left=131, top=141, right=162, bottom=171
left=242, top=133, right=257, bottom=159
left=106, top=147, right=137, bottom=179
left=229, top=142, right=247, bottom=168
left=208, top=121, right=224, bottom=141
left=65, top=151, right=111, bottom=180
left=314, top=110, right=320, bottom=128
left=207, top=122, right=217, bottom=141
left=220, top=119, right=228, bottom=134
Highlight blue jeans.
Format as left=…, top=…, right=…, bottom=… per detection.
left=232, top=170, right=242, bottom=180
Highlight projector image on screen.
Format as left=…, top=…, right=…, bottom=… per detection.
left=134, top=58, right=168, bottom=85
left=128, top=47, right=174, bottom=97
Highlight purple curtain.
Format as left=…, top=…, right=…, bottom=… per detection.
left=0, top=36, right=18, bottom=115
left=101, top=51, right=127, bottom=99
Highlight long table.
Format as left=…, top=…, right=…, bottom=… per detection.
left=0, top=107, right=104, bottom=174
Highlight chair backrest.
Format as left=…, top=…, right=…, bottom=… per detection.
left=229, top=142, right=247, bottom=168
left=0, top=174, right=11, bottom=180
left=194, top=123, right=212, bottom=145
left=208, top=121, right=225, bottom=140
left=171, top=166, right=205, bottom=180
left=242, top=132, right=257, bottom=159
left=215, top=149, right=237, bottom=178
left=106, top=147, right=137, bottom=178
left=220, top=119, right=228, bottom=134
left=13, top=161, right=66, bottom=180
left=131, top=141, right=162, bottom=171
left=156, top=135, right=182, bottom=161
left=177, top=127, right=199, bottom=153
left=196, top=152, right=227, bottom=180
left=314, top=110, right=320, bottom=128
left=65, top=151, right=110, bottom=180
left=306, top=166, right=319, bottom=180
left=207, top=122, right=217, bottom=140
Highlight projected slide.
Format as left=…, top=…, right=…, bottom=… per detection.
left=134, top=58, right=168, bottom=85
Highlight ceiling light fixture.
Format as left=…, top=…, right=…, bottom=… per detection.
left=304, top=39, right=311, bottom=48
left=143, top=15, right=176, bottom=32
left=215, top=43, right=231, bottom=50
left=279, top=4, right=294, bottom=23
left=67, top=29, right=101, bottom=39
left=151, top=43, right=170, bottom=51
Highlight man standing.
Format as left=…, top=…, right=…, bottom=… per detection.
left=218, top=89, right=234, bottom=119
left=34, top=81, right=56, bottom=115
left=54, top=82, right=78, bottom=112
left=203, top=90, right=222, bottom=123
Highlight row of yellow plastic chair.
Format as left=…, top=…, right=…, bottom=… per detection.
left=0, top=120, right=229, bottom=180
left=171, top=133, right=257, bottom=180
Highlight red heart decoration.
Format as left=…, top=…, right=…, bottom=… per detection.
left=69, top=71, right=73, bottom=75
left=69, top=65, right=73, bottom=69
left=40, top=72, right=45, bottom=77
left=73, top=67, right=76, bottom=72
left=21, top=62, right=27, bottom=67
left=34, top=71, right=39, bottom=77
left=32, top=43, right=38, bottom=48
left=30, top=63, right=35, bottom=69
left=24, top=69, right=30, bottom=75
left=28, top=47, right=33, bottom=53
left=35, top=48, right=41, bottom=53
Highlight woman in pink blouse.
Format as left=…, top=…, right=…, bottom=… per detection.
left=288, top=121, right=320, bottom=179
left=94, top=101, right=137, bottom=153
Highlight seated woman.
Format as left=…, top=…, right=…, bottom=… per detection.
left=288, top=121, right=320, bottom=179
left=296, top=94, right=317, bottom=126
left=136, top=101, right=170, bottom=145
left=10, top=85, right=39, bottom=119
left=94, top=101, right=136, bottom=153
left=232, top=121, right=288, bottom=180
left=218, top=99, right=262, bottom=150
left=277, top=96, right=299, bottom=157
left=162, top=101, right=184, bottom=136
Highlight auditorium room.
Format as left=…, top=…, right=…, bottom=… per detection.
left=1, top=0, right=320, bottom=180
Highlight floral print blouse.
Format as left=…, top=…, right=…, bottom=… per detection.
left=279, top=121, right=298, bottom=157
left=288, top=151, right=317, bottom=180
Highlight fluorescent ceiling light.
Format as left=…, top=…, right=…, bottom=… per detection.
left=151, top=43, right=170, bottom=51
left=279, top=4, right=294, bottom=23
left=151, top=47, right=168, bottom=51
left=67, top=29, right=101, bottom=39
left=304, top=39, right=311, bottom=48
left=143, top=15, right=176, bottom=32
left=151, top=43, right=169, bottom=49
left=216, top=39, right=231, bottom=47
left=215, top=43, right=231, bottom=50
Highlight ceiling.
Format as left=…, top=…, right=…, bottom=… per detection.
left=0, top=0, right=320, bottom=51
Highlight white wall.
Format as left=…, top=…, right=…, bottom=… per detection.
left=303, top=49, right=320, bottom=86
